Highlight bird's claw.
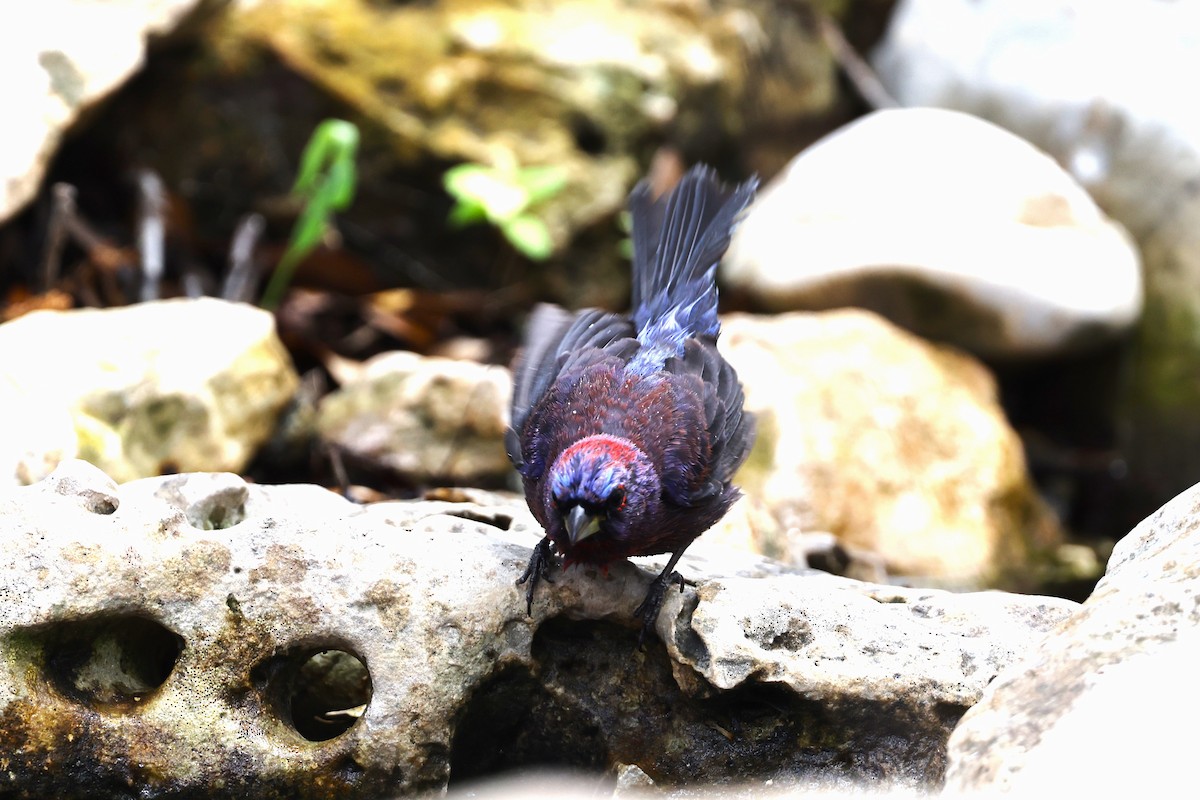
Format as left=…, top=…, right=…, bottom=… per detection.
left=634, top=569, right=687, bottom=647
left=516, top=537, right=556, bottom=616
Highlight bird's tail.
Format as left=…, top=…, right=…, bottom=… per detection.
left=628, top=165, right=757, bottom=341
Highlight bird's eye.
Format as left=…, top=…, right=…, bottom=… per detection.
left=608, top=487, right=627, bottom=512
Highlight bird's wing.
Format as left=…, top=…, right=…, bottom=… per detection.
left=506, top=304, right=637, bottom=470
left=660, top=338, right=755, bottom=505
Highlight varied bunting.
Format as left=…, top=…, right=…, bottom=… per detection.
left=505, top=164, right=757, bottom=643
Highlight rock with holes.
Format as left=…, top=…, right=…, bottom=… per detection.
left=944, top=477, right=1200, bottom=795
left=722, top=108, right=1142, bottom=359
left=0, top=461, right=1078, bottom=797
left=0, top=297, right=299, bottom=486
left=316, top=350, right=512, bottom=486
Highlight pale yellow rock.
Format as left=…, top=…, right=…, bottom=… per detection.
left=223, top=0, right=835, bottom=254
left=723, top=309, right=1060, bottom=585
left=0, top=298, right=299, bottom=484
left=317, top=350, right=512, bottom=485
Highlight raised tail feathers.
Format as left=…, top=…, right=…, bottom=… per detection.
left=629, top=165, right=757, bottom=341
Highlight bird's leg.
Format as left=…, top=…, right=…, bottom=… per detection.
left=516, top=536, right=556, bottom=615
left=634, top=549, right=689, bottom=646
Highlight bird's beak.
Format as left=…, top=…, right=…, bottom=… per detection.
left=565, top=505, right=601, bottom=546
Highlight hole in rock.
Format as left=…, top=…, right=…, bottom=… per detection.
left=41, top=614, right=184, bottom=709
left=571, top=115, right=608, bottom=155
left=448, top=662, right=610, bottom=787
left=441, top=509, right=513, bottom=531
left=451, top=618, right=951, bottom=791
left=75, top=490, right=118, bottom=515
left=255, top=646, right=373, bottom=741
left=154, top=475, right=249, bottom=530
left=184, top=494, right=248, bottom=530
left=89, top=497, right=118, bottom=515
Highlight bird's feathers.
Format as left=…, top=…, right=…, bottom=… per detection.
left=662, top=339, right=754, bottom=503
left=629, top=165, right=758, bottom=341
left=506, top=306, right=635, bottom=470
left=507, top=163, right=757, bottom=567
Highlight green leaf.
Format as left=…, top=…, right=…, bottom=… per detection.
left=442, top=163, right=487, bottom=195
left=289, top=193, right=333, bottom=257
left=515, top=165, right=568, bottom=206
left=262, top=118, right=360, bottom=310
left=448, top=198, right=487, bottom=227
left=503, top=214, right=554, bottom=260
left=326, top=157, right=357, bottom=210
left=294, top=119, right=359, bottom=197
left=442, top=160, right=569, bottom=259
left=444, top=165, right=528, bottom=222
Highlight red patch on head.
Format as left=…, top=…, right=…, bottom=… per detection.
left=561, top=434, right=640, bottom=465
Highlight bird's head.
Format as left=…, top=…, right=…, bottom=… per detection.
left=545, top=434, right=659, bottom=550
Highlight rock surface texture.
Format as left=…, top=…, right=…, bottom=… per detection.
left=723, top=108, right=1142, bottom=359
left=722, top=310, right=1060, bottom=586
left=223, top=0, right=837, bottom=253
left=944, top=477, right=1200, bottom=795
left=0, top=297, right=299, bottom=486
left=0, top=462, right=1077, bottom=798
left=0, top=0, right=211, bottom=223
left=317, top=350, right=512, bottom=486
left=872, top=0, right=1200, bottom=545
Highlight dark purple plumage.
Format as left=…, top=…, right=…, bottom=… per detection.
left=506, top=164, right=757, bottom=643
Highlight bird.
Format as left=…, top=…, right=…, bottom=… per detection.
left=504, top=163, right=758, bottom=644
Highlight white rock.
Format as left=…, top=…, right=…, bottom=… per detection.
left=0, top=0, right=208, bottom=223
left=723, top=108, right=1142, bottom=358
left=1003, top=630, right=1200, bottom=797
left=0, top=375, right=79, bottom=485
left=944, top=476, right=1200, bottom=792
left=0, top=297, right=299, bottom=484
left=871, top=0, right=1200, bottom=527
left=722, top=310, right=1060, bottom=585
left=872, top=0, right=1200, bottom=261
left=317, top=350, right=512, bottom=485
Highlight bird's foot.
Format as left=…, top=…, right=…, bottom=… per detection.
left=633, top=569, right=688, bottom=647
left=516, top=537, right=556, bottom=615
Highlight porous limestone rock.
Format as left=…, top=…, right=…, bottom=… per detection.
left=0, top=0, right=212, bottom=223
left=722, top=309, right=1061, bottom=586
left=0, top=462, right=1077, bottom=797
left=0, top=297, right=299, bottom=485
left=944, top=477, right=1200, bottom=795
left=722, top=108, right=1142, bottom=359
left=316, top=350, right=512, bottom=486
